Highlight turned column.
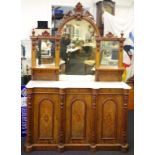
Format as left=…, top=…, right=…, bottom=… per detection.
left=58, top=89, right=65, bottom=151
left=25, top=88, right=33, bottom=152
left=90, top=89, right=97, bottom=151
left=121, top=89, right=129, bottom=152
left=119, top=32, right=125, bottom=68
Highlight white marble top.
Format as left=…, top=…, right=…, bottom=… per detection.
left=26, top=75, right=130, bottom=89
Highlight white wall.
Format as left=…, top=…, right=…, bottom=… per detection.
left=115, top=0, right=134, bottom=19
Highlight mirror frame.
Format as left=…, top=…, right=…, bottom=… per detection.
left=96, top=32, right=125, bottom=68
left=31, top=30, right=61, bottom=67
left=57, top=2, right=101, bottom=70
left=95, top=32, right=126, bottom=81
left=31, top=30, right=61, bottom=80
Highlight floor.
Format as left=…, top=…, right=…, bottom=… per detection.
left=21, top=111, right=134, bottom=155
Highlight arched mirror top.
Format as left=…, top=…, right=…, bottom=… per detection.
left=56, top=3, right=100, bottom=75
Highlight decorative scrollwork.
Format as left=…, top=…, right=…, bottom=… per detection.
left=42, top=31, right=50, bottom=36
left=62, top=2, right=95, bottom=21
left=105, top=32, right=115, bottom=38
left=64, top=11, right=73, bottom=19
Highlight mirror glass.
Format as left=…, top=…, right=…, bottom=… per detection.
left=60, top=19, right=96, bottom=75
left=100, top=41, right=119, bottom=67
left=36, top=39, right=56, bottom=67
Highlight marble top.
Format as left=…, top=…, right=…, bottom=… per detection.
left=26, top=75, right=131, bottom=89
left=26, top=75, right=130, bottom=89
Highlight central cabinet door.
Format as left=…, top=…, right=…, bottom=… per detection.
left=65, top=89, right=92, bottom=144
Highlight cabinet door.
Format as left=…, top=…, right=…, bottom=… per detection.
left=97, top=94, right=123, bottom=144
left=65, top=89, right=92, bottom=144
left=33, top=89, right=60, bottom=144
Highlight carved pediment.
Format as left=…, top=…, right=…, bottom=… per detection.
left=63, top=2, right=94, bottom=21
left=41, top=31, right=50, bottom=36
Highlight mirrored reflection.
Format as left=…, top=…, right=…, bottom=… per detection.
left=36, top=39, right=55, bottom=66
left=60, top=19, right=96, bottom=75
left=100, top=41, right=119, bottom=67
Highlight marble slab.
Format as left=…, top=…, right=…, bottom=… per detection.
left=26, top=75, right=131, bottom=89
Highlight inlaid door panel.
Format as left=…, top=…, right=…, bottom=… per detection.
left=71, top=100, right=86, bottom=139
left=33, top=92, right=60, bottom=144
left=101, top=99, right=117, bottom=139
left=97, top=94, right=123, bottom=144
left=39, top=99, right=53, bottom=139
left=65, top=90, right=92, bottom=144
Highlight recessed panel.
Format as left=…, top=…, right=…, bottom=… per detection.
left=39, top=99, right=54, bottom=139
left=71, top=100, right=86, bottom=139
left=102, top=100, right=116, bottom=139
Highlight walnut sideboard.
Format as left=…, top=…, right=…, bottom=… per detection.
left=25, top=75, right=130, bottom=152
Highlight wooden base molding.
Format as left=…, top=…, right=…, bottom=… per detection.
left=25, top=143, right=128, bottom=152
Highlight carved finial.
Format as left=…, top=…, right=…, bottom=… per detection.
left=121, top=31, right=124, bottom=38
left=73, top=2, right=84, bottom=20
left=75, top=2, right=83, bottom=12
left=32, top=29, right=35, bottom=36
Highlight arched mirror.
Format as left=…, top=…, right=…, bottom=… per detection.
left=60, top=19, right=96, bottom=75
left=57, top=3, right=100, bottom=75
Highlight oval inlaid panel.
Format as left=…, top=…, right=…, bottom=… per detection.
left=71, top=100, right=86, bottom=139
left=39, top=99, right=54, bottom=139
left=102, top=100, right=116, bottom=139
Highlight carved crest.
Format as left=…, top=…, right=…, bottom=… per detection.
left=74, top=2, right=84, bottom=13
left=42, top=31, right=50, bottom=36
left=63, top=2, right=94, bottom=21
left=105, top=32, right=115, bottom=38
